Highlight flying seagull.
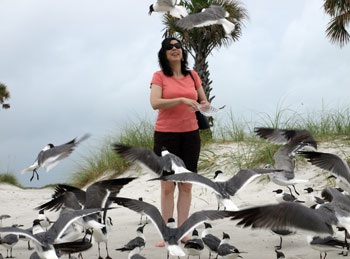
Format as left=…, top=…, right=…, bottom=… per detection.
left=150, top=168, right=280, bottom=210
left=262, top=134, right=311, bottom=195
left=21, top=134, right=91, bottom=181
left=109, top=197, right=235, bottom=258
left=149, top=0, right=188, bottom=18
left=175, top=5, right=235, bottom=34
left=298, top=151, right=350, bottom=193
left=254, top=127, right=317, bottom=150
left=113, top=143, right=191, bottom=177
left=36, top=178, right=136, bottom=258
left=0, top=209, right=106, bottom=259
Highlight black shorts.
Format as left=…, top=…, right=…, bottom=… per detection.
left=153, top=130, right=201, bottom=173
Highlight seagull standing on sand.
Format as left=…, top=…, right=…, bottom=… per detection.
left=149, top=0, right=188, bottom=18
left=113, top=143, right=191, bottom=177
left=216, top=232, right=243, bottom=259
left=109, top=197, right=235, bottom=258
left=21, top=134, right=90, bottom=181
left=183, top=228, right=204, bottom=258
left=151, top=168, right=280, bottom=211
left=174, top=5, right=235, bottom=34
left=0, top=231, right=19, bottom=258
left=116, top=224, right=146, bottom=255
left=201, top=222, right=221, bottom=259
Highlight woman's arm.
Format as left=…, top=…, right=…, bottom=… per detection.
left=150, top=83, right=199, bottom=110
left=197, top=85, right=209, bottom=105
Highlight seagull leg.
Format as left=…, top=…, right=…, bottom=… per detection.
left=105, top=242, right=112, bottom=259
left=292, top=185, right=300, bottom=195
left=98, top=243, right=103, bottom=259
left=324, top=252, right=327, bottom=259
left=275, top=236, right=283, bottom=250
left=28, top=240, right=33, bottom=250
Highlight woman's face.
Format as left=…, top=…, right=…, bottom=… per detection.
left=165, top=40, right=183, bottom=63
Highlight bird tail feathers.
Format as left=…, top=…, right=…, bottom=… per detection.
left=170, top=6, right=188, bottom=18
left=220, top=19, right=235, bottom=34
left=168, top=245, right=186, bottom=256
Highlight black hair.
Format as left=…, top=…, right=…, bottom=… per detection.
left=158, top=37, right=189, bottom=77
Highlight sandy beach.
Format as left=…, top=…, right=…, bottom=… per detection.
left=1, top=141, right=350, bottom=259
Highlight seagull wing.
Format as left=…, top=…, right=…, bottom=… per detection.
left=176, top=210, right=235, bottom=241
left=230, top=202, right=335, bottom=235
left=175, top=5, right=226, bottom=29
left=35, top=191, right=82, bottom=212
left=157, top=0, right=176, bottom=8
left=84, top=178, right=137, bottom=209
left=224, top=168, right=278, bottom=196
left=113, top=144, right=164, bottom=176
left=298, top=151, right=350, bottom=184
left=0, top=227, right=42, bottom=246
left=45, top=208, right=104, bottom=244
left=110, top=197, right=167, bottom=240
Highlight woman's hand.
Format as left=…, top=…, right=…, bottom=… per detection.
left=181, top=97, right=200, bottom=111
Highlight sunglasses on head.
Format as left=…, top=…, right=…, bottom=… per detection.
left=165, top=42, right=182, bottom=50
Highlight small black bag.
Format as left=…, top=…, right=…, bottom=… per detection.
left=188, top=71, right=210, bottom=130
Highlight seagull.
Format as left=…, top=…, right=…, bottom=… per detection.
left=201, top=222, right=220, bottom=259
left=183, top=228, right=204, bottom=259
left=109, top=197, right=235, bottom=258
left=138, top=197, right=149, bottom=225
left=151, top=168, right=280, bottom=210
left=230, top=187, right=350, bottom=256
left=174, top=5, right=235, bottom=34
left=0, top=231, right=19, bottom=258
left=263, top=134, right=311, bottom=196
left=307, top=235, right=347, bottom=259
left=18, top=226, right=34, bottom=250
left=128, top=249, right=147, bottom=259
left=298, top=151, right=350, bottom=193
left=116, top=224, right=146, bottom=254
left=254, top=127, right=317, bottom=150
left=36, top=178, right=136, bottom=257
left=21, top=134, right=90, bottom=181
left=148, top=0, right=188, bottom=18
left=92, top=216, right=113, bottom=259
left=272, top=189, right=304, bottom=203
left=216, top=232, right=244, bottom=259
left=0, top=209, right=105, bottom=259
left=38, top=210, right=53, bottom=231
left=303, top=187, right=325, bottom=208
left=113, top=143, right=191, bottom=177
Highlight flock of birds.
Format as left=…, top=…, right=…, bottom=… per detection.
left=1, top=126, right=350, bottom=259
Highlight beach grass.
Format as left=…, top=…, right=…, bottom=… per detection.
left=0, top=172, right=23, bottom=187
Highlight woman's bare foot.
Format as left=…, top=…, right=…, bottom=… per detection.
left=155, top=240, right=165, bottom=247
left=181, top=236, right=190, bottom=244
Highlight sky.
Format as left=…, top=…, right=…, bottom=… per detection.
left=1, top=0, right=349, bottom=188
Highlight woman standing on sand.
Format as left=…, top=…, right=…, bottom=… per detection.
left=150, top=37, right=209, bottom=246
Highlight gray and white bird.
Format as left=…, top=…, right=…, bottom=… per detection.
left=307, top=235, right=347, bottom=259
left=230, top=187, right=350, bottom=257
left=254, top=127, right=317, bottom=150
left=216, top=232, right=243, bottom=259
left=272, top=189, right=304, bottom=203
left=113, top=143, right=191, bottom=177
left=110, top=197, right=235, bottom=258
left=0, top=231, right=19, bottom=258
left=184, top=228, right=204, bottom=259
left=262, top=134, right=311, bottom=196
left=298, top=151, right=350, bottom=193
left=116, top=224, right=146, bottom=254
left=0, top=209, right=104, bottom=259
left=175, top=5, right=235, bottom=34
left=38, top=210, right=53, bottom=231
left=36, top=178, right=136, bottom=257
left=201, top=222, right=220, bottom=259
left=21, top=134, right=90, bottom=181
left=303, top=187, right=325, bottom=208
left=152, top=168, right=280, bottom=211
left=149, top=0, right=188, bottom=18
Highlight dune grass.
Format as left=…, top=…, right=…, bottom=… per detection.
left=0, top=172, right=23, bottom=187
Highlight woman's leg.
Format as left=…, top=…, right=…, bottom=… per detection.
left=155, top=180, right=176, bottom=247
left=177, top=182, right=192, bottom=242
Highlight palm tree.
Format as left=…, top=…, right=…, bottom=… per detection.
left=162, top=0, right=248, bottom=104
left=324, top=0, right=350, bottom=47
left=0, top=82, right=10, bottom=109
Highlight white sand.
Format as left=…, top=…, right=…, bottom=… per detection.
left=1, top=141, right=350, bottom=259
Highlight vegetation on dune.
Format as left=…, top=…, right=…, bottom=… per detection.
left=0, top=173, right=22, bottom=187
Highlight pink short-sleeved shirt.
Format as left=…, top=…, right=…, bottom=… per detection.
left=151, top=70, right=202, bottom=132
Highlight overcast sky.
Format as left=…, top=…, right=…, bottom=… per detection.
left=1, top=0, right=349, bottom=188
